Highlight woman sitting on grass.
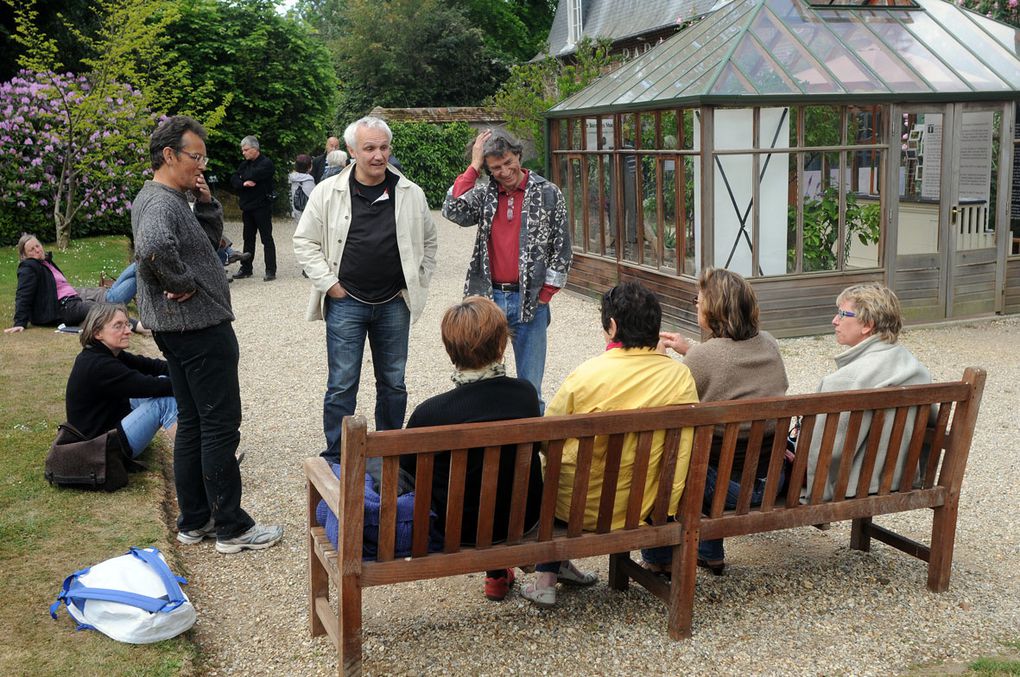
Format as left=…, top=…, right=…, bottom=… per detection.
left=5, top=232, right=141, bottom=334
left=65, top=304, right=177, bottom=458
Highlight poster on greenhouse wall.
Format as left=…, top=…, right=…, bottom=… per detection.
left=692, top=107, right=789, bottom=277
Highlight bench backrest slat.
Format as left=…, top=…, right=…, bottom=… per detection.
left=923, top=402, right=953, bottom=489
left=624, top=430, right=656, bottom=529
left=899, top=405, right=932, bottom=493
left=709, top=424, right=740, bottom=518
left=505, top=443, right=535, bottom=543
left=734, top=421, right=767, bottom=515
left=596, top=433, right=626, bottom=533
left=567, top=436, right=596, bottom=537
left=377, top=456, right=399, bottom=562
left=854, top=409, right=886, bottom=498
left=877, top=406, right=911, bottom=495
left=474, top=446, right=502, bottom=547
left=651, top=427, right=684, bottom=525
left=808, top=413, right=841, bottom=504
left=831, top=410, right=865, bottom=501
left=759, top=420, right=791, bottom=512
left=442, top=450, right=469, bottom=553
left=785, top=413, right=815, bottom=507
left=538, top=439, right=564, bottom=541
left=411, top=454, right=435, bottom=557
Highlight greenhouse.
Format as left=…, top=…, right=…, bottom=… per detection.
left=545, top=0, right=1020, bottom=336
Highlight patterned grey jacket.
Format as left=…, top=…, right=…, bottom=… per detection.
left=442, top=170, right=571, bottom=323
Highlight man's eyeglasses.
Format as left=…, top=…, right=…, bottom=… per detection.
left=177, top=150, right=209, bottom=167
left=835, top=308, right=857, bottom=319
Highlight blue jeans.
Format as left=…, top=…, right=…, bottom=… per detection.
left=323, top=294, right=410, bottom=466
left=491, top=291, right=549, bottom=412
left=104, top=262, right=137, bottom=304
left=122, top=394, right=178, bottom=458
left=641, top=466, right=779, bottom=565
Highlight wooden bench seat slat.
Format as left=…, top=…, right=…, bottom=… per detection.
left=625, top=430, right=655, bottom=529
left=710, top=424, right=740, bottom=518
left=596, top=433, right=626, bottom=533
left=878, top=407, right=911, bottom=495
left=506, top=443, right=534, bottom=543
left=474, top=446, right=501, bottom=548
left=785, top=414, right=815, bottom=507
left=377, top=457, right=399, bottom=562
left=567, top=436, right=596, bottom=537
left=899, top=405, right=932, bottom=493
left=652, top=428, right=683, bottom=525
left=443, top=450, right=469, bottom=553
left=855, top=409, right=886, bottom=498
left=808, top=413, right=841, bottom=504
left=411, top=454, right=435, bottom=558
left=831, top=410, right=865, bottom=502
left=735, top=421, right=766, bottom=515
left=759, top=417, right=791, bottom=513
left=923, top=402, right=953, bottom=489
left=538, top=439, right=564, bottom=541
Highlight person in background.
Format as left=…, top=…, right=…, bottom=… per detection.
left=6, top=233, right=141, bottom=333
left=402, top=297, right=544, bottom=602
left=521, top=281, right=698, bottom=609
left=320, top=149, right=348, bottom=181
left=312, top=135, right=340, bottom=184
left=289, top=154, right=315, bottom=220
left=652, top=267, right=788, bottom=576
left=801, top=283, right=931, bottom=502
left=293, top=116, right=437, bottom=467
left=442, top=129, right=571, bottom=411
left=65, top=303, right=177, bottom=458
left=230, top=135, right=277, bottom=282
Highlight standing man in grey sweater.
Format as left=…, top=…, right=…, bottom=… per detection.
left=132, top=115, right=282, bottom=554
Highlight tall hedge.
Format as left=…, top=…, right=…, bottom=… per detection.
left=387, top=121, right=477, bottom=208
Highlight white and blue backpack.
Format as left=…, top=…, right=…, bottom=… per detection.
left=50, top=546, right=196, bottom=643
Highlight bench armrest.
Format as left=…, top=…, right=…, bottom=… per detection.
left=304, top=457, right=340, bottom=514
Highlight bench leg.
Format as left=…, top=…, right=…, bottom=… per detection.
left=339, top=571, right=363, bottom=676
left=850, top=517, right=872, bottom=552
left=608, top=552, right=630, bottom=591
left=927, top=498, right=959, bottom=593
left=667, top=533, right=698, bottom=640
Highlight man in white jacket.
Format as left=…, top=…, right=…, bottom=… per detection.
left=293, top=116, right=437, bottom=464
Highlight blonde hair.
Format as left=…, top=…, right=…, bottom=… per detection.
left=698, top=267, right=759, bottom=341
left=836, top=283, right=902, bottom=343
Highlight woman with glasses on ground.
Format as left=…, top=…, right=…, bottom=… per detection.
left=5, top=232, right=141, bottom=334
left=800, top=283, right=930, bottom=502
left=652, top=267, right=789, bottom=576
left=65, top=304, right=177, bottom=458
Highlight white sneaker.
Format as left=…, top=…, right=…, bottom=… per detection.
left=215, top=524, right=284, bottom=554
left=177, top=518, right=215, bottom=545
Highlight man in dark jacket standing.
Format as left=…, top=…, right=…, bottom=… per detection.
left=230, top=135, right=277, bottom=281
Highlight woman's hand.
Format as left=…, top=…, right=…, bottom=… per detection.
left=658, top=331, right=691, bottom=356
left=4, top=326, right=24, bottom=334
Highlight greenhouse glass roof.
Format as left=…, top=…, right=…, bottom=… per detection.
left=549, top=0, right=1020, bottom=116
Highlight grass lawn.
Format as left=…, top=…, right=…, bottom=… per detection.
left=0, top=236, right=196, bottom=676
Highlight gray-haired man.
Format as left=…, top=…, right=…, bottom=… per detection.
left=230, top=135, right=277, bottom=281
left=442, top=129, right=571, bottom=411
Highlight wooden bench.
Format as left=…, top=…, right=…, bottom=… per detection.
left=305, top=367, right=985, bottom=675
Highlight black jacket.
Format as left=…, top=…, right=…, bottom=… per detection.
left=12, top=255, right=62, bottom=328
left=65, top=342, right=173, bottom=442
left=230, top=152, right=275, bottom=211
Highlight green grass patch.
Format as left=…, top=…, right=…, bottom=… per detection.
left=968, top=657, right=1020, bottom=675
left=0, top=236, right=196, bottom=675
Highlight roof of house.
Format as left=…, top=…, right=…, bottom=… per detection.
left=549, top=0, right=1020, bottom=115
left=544, top=0, right=729, bottom=59
left=368, top=107, right=505, bottom=124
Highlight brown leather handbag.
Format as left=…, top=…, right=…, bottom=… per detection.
left=44, top=423, right=133, bottom=492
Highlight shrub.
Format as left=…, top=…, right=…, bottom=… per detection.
left=387, top=121, right=477, bottom=208
left=0, top=70, right=157, bottom=247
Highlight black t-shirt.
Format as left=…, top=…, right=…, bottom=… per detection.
left=338, top=170, right=405, bottom=303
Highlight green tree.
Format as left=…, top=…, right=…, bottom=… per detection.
left=492, top=37, right=613, bottom=168
left=164, top=0, right=338, bottom=198
left=332, top=0, right=509, bottom=124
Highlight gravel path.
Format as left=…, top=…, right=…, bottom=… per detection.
left=176, top=214, right=1020, bottom=676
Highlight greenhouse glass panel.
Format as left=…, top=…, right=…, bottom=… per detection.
left=751, top=9, right=841, bottom=94
left=895, top=11, right=1007, bottom=90
left=712, top=64, right=755, bottom=96
left=766, top=0, right=888, bottom=93
left=853, top=11, right=968, bottom=91
left=819, top=14, right=929, bottom=92
left=636, top=21, right=749, bottom=104
left=916, top=0, right=1020, bottom=88
left=732, top=36, right=798, bottom=94
left=958, top=6, right=1020, bottom=58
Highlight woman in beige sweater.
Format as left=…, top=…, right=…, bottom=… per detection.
left=650, top=267, right=789, bottom=575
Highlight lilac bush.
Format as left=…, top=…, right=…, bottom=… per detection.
left=956, top=0, right=1020, bottom=24
left=0, top=70, right=158, bottom=247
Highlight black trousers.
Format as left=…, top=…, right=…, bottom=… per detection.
left=154, top=321, right=254, bottom=539
left=240, top=204, right=276, bottom=275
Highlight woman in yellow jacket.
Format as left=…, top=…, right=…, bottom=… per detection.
left=520, top=281, right=699, bottom=608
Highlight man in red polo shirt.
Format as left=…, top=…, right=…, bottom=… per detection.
left=442, top=129, right=571, bottom=411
